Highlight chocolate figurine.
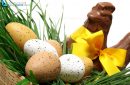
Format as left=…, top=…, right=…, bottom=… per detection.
left=67, top=2, right=115, bottom=70
left=84, top=2, right=115, bottom=49
left=67, top=2, right=115, bottom=49
left=67, top=2, right=130, bottom=70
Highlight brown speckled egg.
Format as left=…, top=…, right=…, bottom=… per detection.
left=5, top=22, right=37, bottom=49
left=47, top=40, right=62, bottom=57
left=25, top=51, right=61, bottom=83
left=80, top=57, right=93, bottom=77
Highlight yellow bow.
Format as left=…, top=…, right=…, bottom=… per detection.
left=70, top=26, right=127, bottom=76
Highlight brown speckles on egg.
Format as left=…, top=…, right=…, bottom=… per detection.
left=19, top=39, right=22, bottom=42
left=67, top=58, right=70, bottom=61
left=25, top=51, right=61, bottom=83
left=27, top=44, right=30, bottom=47
left=80, top=57, right=93, bottom=77
left=59, top=54, right=85, bottom=83
left=24, top=39, right=58, bottom=58
left=26, top=31, right=30, bottom=34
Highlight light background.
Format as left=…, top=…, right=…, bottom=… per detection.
left=9, top=0, right=130, bottom=47
left=39, top=0, right=130, bottom=68
left=6, top=0, right=130, bottom=68
left=38, top=0, right=130, bottom=48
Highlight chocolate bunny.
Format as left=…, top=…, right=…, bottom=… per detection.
left=68, top=2, right=130, bottom=70
left=67, top=2, right=115, bottom=70
left=84, top=2, right=115, bottom=49
left=67, top=2, right=115, bottom=49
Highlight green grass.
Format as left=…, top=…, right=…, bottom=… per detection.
left=0, top=0, right=130, bottom=85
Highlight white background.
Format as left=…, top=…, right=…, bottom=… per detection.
left=41, top=0, right=130, bottom=68
left=39, top=0, right=130, bottom=47
left=10, top=0, right=130, bottom=47
left=7, top=0, right=130, bottom=68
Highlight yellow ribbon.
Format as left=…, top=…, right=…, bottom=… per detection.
left=70, top=26, right=127, bottom=76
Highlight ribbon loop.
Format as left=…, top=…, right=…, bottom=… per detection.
left=100, top=48, right=127, bottom=67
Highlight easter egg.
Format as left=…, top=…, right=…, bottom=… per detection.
left=59, top=54, right=93, bottom=83
left=25, top=51, right=61, bottom=82
left=24, top=39, right=58, bottom=58
left=47, top=40, right=62, bottom=56
left=5, top=22, right=37, bottom=49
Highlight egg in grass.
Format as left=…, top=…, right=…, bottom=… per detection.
left=24, top=39, right=58, bottom=58
left=5, top=22, right=37, bottom=49
left=47, top=40, right=62, bottom=57
left=25, top=51, right=61, bottom=83
left=59, top=54, right=93, bottom=83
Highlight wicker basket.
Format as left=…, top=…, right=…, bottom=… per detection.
left=0, top=63, right=25, bottom=85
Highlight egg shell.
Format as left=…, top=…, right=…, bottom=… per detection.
left=47, top=40, right=62, bottom=56
left=5, top=22, right=37, bottom=49
left=25, top=51, right=61, bottom=83
left=24, top=39, right=58, bottom=58
left=59, top=54, right=85, bottom=83
left=80, top=57, right=93, bottom=77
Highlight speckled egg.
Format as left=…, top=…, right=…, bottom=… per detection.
left=47, top=40, right=62, bottom=56
left=59, top=54, right=85, bottom=83
left=24, top=39, right=58, bottom=58
left=59, top=54, right=93, bottom=83
left=5, top=22, right=37, bottom=49
left=80, top=57, right=93, bottom=77
left=25, top=51, right=61, bottom=83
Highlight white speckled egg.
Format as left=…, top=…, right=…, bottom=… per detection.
left=24, top=39, right=58, bottom=58
left=59, top=54, right=85, bottom=83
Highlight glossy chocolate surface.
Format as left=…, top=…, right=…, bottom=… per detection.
left=84, top=2, right=115, bottom=48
